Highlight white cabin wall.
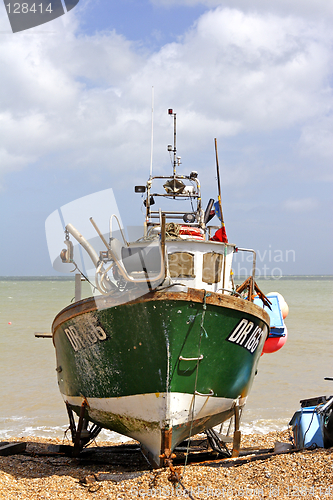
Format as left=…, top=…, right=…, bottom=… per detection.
left=165, top=240, right=236, bottom=294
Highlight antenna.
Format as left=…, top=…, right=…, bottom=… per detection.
left=149, top=87, right=154, bottom=178
left=168, top=109, right=177, bottom=176
left=173, top=111, right=176, bottom=176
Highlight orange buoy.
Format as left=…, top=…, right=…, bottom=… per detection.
left=267, top=292, right=289, bottom=319
left=280, top=301, right=289, bottom=320
left=262, top=326, right=288, bottom=354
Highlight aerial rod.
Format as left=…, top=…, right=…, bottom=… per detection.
left=173, top=112, right=177, bottom=176
left=168, top=108, right=177, bottom=176
left=149, top=86, right=154, bottom=179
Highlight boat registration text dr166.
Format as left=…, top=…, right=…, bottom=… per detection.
left=226, top=318, right=265, bottom=354
left=64, top=322, right=108, bottom=352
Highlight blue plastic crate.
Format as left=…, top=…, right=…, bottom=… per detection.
left=289, top=407, right=324, bottom=449
left=254, top=294, right=285, bottom=333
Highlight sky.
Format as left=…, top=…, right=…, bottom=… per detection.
left=0, top=0, right=332, bottom=276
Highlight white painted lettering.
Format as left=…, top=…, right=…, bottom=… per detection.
left=85, top=328, right=98, bottom=345
left=95, top=326, right=107, bottom=341
left=227, top=318, right=264, bottom=355
left=244, top=325, right=260, bottom=349
left=64, top=326, right=83, bottom=352
left=228, top=319, right=248, bottom=342
left=64, top=320, right=108, bottom=352
left=249, top=328, right=263, bottom=353
left=236, top=322, right=254, bottom=345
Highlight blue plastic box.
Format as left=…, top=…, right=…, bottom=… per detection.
left=289, top=406, right=324, bottom=449
left=253, top=294, right=285, bottom=334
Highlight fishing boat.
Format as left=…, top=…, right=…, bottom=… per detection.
left=50, top=110, right=287, bottom=467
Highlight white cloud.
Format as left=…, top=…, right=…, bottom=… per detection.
left=298, top=115, right=333, bottom=176
left=151, top=0, right=333, bottom=20
left=0, top=14, right=147, bottom=181
left=0, top=147, right=31, bottom=182
left=0, top=6, right=332, bottom=188
left=161, top=9, right=331, bottom=129
left=283, top=197, right=319, bottom=212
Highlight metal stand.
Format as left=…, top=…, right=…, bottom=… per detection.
left=205, top=428, right=231, bottom=457
left=65, top=401, right=102, bottom=457
left=158, top=427, right=174, bottom=468
left=205, top=405, right=242, bottom=458
left=231, top=404, right=241, bottom=458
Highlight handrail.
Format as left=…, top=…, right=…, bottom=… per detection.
left=179, top=355, right=204, bottom=361
left=216, top=288, right=242, bottom=297
left=109, top=214, right=128, bottom=247
left=66, top=222, right=166, bottom=291
left=102, top=242, right=165, bottom=286
left=150, top=210, right=197, bottom=215
left=148, top=214, right=198, bottom=220
left=161, top=212, right=166, bottom=277
left=66, top=223, right=100, bottom=267
left=65, top=224, right=114, bottom=294
left=90, top=217, right=109, bottom=251
left=235, top=247, right=257, bottom=297
left=195, top=389, right=214, bottom=396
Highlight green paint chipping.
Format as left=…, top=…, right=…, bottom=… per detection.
left=55, top=297, right=267, bottom=402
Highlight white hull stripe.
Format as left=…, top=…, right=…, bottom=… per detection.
left=63, top=392, right=247, bottom=427
left=63, top=392, right=247, bottom=466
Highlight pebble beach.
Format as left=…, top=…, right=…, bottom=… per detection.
left=0, top=430, right=332, bottom=500
left=1, top=279, right=332, bottom=499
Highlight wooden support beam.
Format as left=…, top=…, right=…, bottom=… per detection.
left=73, top=400, right=87, bottom=457
left=231, top=404, right=241, bottom=458
left=0, top=442, right=26, bottom=456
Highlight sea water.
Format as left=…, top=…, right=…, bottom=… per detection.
left=0, top=276, right=332, bottom=441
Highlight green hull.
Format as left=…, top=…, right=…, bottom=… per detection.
left=52, top=288, right=269, bottom=465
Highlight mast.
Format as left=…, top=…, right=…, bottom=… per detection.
left=168, top=109, right=177, bottom=176
left=149, top=86, right=154, bottom=179
left=173, top=112, right=177, bottom=176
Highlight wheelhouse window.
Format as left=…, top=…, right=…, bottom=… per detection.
left=202, top=252, right=223, bottom=284
left=168, top=252, right=195, bottom=278
left=121, top=245, right=161, bottom=275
